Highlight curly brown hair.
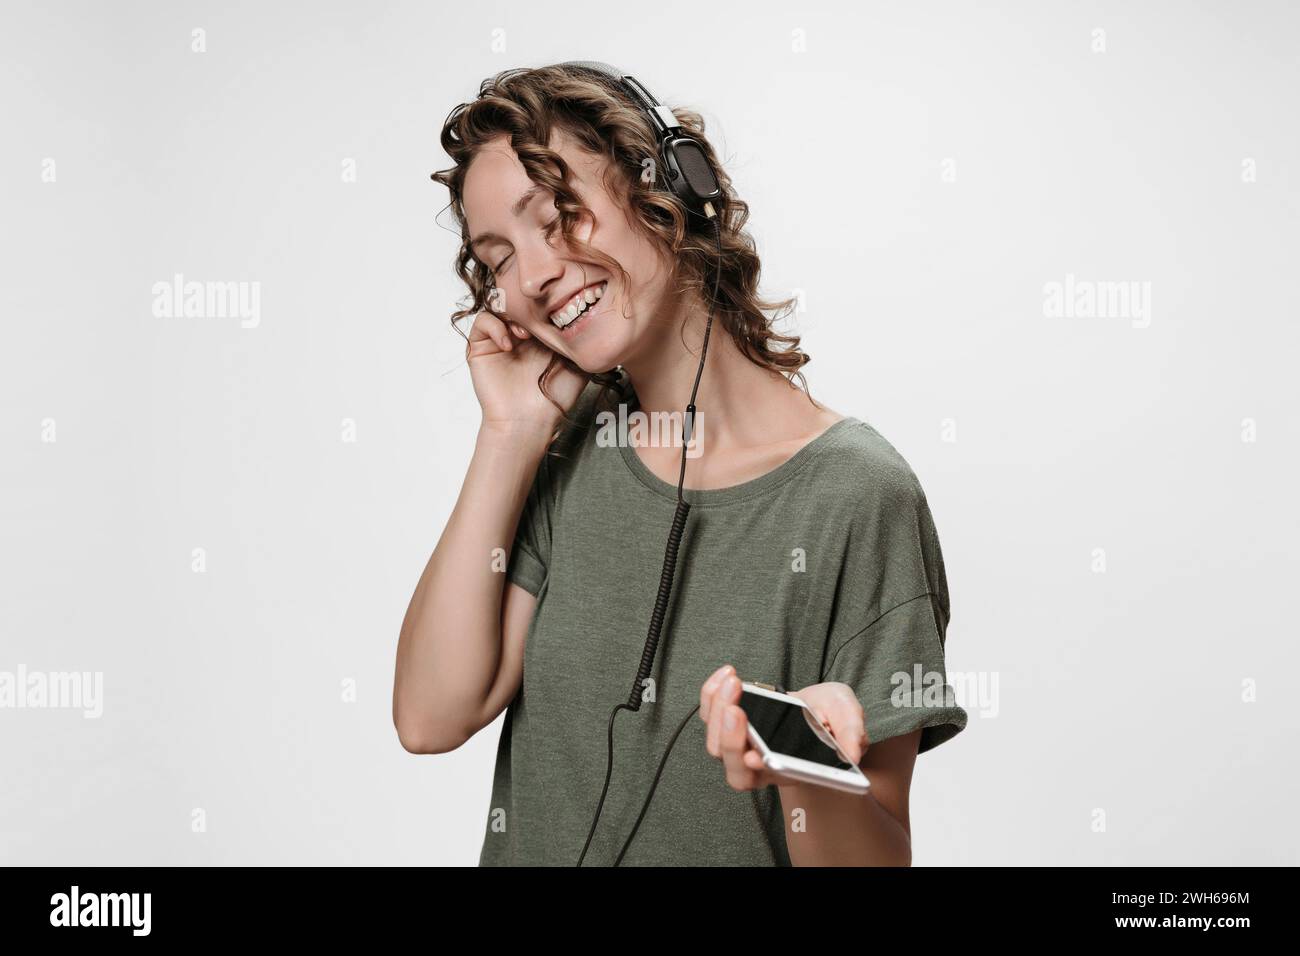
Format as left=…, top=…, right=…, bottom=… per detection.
left=431, top=62, right=813, bottom=429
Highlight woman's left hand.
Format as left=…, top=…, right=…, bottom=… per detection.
left=699, top=665, right=869, bottom=792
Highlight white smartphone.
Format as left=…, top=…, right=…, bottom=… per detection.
left=739, top=681, right=870, bottom=795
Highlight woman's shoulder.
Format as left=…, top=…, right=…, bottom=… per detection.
left=815, top=414, right=932, bottom=514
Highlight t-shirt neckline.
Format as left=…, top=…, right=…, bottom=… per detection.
left=613, top=391, right=861, bottom=507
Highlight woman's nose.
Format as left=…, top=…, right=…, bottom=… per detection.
left=517, top=244, right=566, bottom=305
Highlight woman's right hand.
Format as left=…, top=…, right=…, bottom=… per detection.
left=466, top=309, right=589, bottom=434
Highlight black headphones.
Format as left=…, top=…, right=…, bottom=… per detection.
left=550, top=60, right=723, bottom=219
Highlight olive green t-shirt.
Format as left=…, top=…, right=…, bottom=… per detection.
left=479, top=379, right=967, bottom=867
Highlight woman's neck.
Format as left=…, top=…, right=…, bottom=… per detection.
left=620, top=312, right=834, bottom=453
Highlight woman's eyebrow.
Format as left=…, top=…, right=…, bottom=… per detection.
left=470, top=185, right=547, bottom=249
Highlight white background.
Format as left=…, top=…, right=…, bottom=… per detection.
left=2, top=0, right=1297, bottom=865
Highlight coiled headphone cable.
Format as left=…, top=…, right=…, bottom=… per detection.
left=576, top=205, right=723, bottom=866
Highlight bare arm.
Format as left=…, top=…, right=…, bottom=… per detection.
left=392, top=308, right=585, bottom=755
left=392, top=422, right=550, bottom=754
left=779, top=730, right=920, bottom=867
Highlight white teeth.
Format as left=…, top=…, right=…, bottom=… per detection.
left=550, top=281, right=608, bottom=329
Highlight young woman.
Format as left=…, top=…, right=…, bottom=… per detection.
left=393, top=63, right=967, bottom=866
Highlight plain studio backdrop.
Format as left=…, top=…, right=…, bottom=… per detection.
left=2, top=0, right=1297, bottom=866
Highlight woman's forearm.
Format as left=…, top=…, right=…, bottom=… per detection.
left=392, top=421, right=552, bottom=752
left=778, top=782, right=912, bottom=867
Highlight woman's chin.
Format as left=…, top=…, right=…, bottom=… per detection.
left=565, top=338, right=628, bottom=377
left=571, top=355, right=620, bottom=376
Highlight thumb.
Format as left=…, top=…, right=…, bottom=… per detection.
left=820, top=702, right=867, bottom=766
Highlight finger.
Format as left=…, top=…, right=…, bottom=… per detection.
left=705, top=680, right=724, bottom=757
left=468, top=311, right=512, bottom=352
left=508, top=321, right=531, bottom=340
left=706, top=673, right=740, bottom=758
left=699, top=664, right=733, bottom=724
left=821, top=695, right=868, bottom=765
left=742, top=749, right=780, bottom=790
left=705, top=674, right=731, bottom=757
left=700, top=664, right=734, bottom=724
left=719, top=704, right=760, bottom=791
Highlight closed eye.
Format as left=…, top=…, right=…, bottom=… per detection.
left=487, top=216, right=561, bottom=276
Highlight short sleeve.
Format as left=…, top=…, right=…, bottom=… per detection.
left=817, top=446, right=967, bottom=755
left=820, top=592, right=967, bottom=754
left=506, top=451, right=553, bottom=598
left=504, top=380, right=612, bottom=597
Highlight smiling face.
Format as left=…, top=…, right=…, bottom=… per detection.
left=461, top=129, right=679, bottom=374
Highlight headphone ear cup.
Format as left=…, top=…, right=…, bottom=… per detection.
left=662, top=138, right=721, bottom=213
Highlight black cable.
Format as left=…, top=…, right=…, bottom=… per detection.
left=623, top=209, right=722, bottom=711
left=576, top=208, right=723, bottom=866
left=576, top=702, right=631, bottom=866
left=625, top=497, right=691, bottom=709
left=614, top=702, right=701, bottom=866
